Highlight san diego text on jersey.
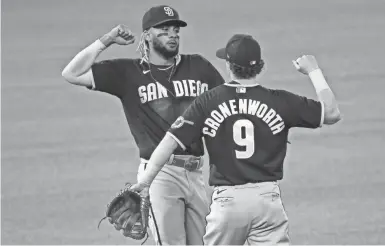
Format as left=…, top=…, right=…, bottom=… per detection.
left=138, top=80, right=209, bottom=103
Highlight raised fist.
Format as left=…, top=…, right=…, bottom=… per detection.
left=102, top=25, right=136, bottom=46
left=292, top=55, right=320, bottom=75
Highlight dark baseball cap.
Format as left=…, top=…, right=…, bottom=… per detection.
left=216, top=34, right=261, bottom=68
left=142, top=5, right=187, bottom=31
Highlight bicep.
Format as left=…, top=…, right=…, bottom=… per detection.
left=64, top=69, right=95, bottom=88
left=318, top=89, right=341, bottom=125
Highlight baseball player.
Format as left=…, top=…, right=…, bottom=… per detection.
left=61, top=5, right=224, bottom=245
left=130, top=34, right=342, bottom=245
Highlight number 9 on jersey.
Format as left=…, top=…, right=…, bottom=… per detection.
left=233, top=119, right=255, bottom=159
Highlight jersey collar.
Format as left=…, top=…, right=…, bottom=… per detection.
left=224, top=80, right=260, bottom=87
left=140, top=54, right=182, bottom=67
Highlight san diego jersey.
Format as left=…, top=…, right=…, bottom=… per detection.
left=168, top=81, right=323, bottom=186
left=90, top=54, right=224, bottom=160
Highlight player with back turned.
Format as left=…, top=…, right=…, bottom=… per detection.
left=61, top=5, right=224, bottom=245
left=130, top=34, right=342, bottom=245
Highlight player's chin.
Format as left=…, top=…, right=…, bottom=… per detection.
left=165, top=46, right=179, bottom=56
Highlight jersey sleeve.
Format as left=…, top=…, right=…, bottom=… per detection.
left=198, top=55, right=225, bottom=89
left=168, top=97, right=207, bottom=150
left=279, top=90, right=324, bottom=128
left=90, top=59, right=133, bottom=98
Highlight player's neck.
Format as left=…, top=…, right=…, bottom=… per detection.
left=148, top=51, right=175, bottom=66
left=233, top=79, right=259, bottom=85
left=230, top=74, right=259, bottom=85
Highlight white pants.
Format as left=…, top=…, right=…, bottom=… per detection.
left=204, top=182, right=290, bottom=245
left=137, top=159, right=209, bottom=245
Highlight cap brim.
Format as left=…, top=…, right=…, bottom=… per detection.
left=152, top=19, right=187, bottom=28
left=216, top=48, right=227, bottom=60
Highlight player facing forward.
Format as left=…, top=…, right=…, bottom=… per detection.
left=61, top=5, right=224, bottom=245
left=130, top=34, right=342, bottom=245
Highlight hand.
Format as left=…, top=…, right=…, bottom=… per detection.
left=292, top=55, right=320, bottom=75
left=101, top=24, right=136, bottom=47
left=129, top=182, right=150, bottom=198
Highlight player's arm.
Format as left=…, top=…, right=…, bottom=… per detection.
left=293, top=55, right=341, bottom=125
left=135, top=134, right=179, bottom=188
left=134, top=98, right=207, bottom=191
left=61, top=25, right=135, bottom=87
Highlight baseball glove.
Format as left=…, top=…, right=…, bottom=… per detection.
left=98, top=183, right=151, bottom=240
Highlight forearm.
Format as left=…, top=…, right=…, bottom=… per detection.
left=309, top=69, right=341, bottom=124
left=138, top=134, right=178, bottom=186
left=61, top=36, right=112, bottom=80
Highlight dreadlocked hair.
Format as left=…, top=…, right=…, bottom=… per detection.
left=229, top=59, right=265, bottom=80
left=136, top=31, right=150, bottom=64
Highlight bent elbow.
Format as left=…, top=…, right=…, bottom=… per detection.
left=329, top=112, right=342, bottom=125
left=61, top=68, right=76, bottom=84
left=334, top=110, right=342, bottom=123
left=61, top=68, right=70, bottom=80
left=324, top=108, right=342, bottom=125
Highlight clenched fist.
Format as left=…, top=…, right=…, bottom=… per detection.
left=292, top=55, right=320, bottom=75
left=101, top=24, right=136, bottom=47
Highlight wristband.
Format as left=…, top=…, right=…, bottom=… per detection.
left=308, top=69, right=330, bottom=93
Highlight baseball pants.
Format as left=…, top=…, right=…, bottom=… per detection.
left=203, top=181, right=290, bottom=245
left=137, top=157, right=209, bottom=245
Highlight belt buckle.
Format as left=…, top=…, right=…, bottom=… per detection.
left=184, top=159, right=199, bottom=171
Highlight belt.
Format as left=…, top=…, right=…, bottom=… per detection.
left=167, top=154, right=203, bottom=171
left=214, top=180, right=278, bottom=187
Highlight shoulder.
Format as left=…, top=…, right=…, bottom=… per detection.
left=93, top=58, right=143, bottom=74
left=262, top=87, right=299, bottom=98
left=181, top=53, right=206, bottom=60
left=180, top=54, right=213, bottom=66
left=95, top=58, right=140, bottom=66
left=266, top=87, right=317, bottom=105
